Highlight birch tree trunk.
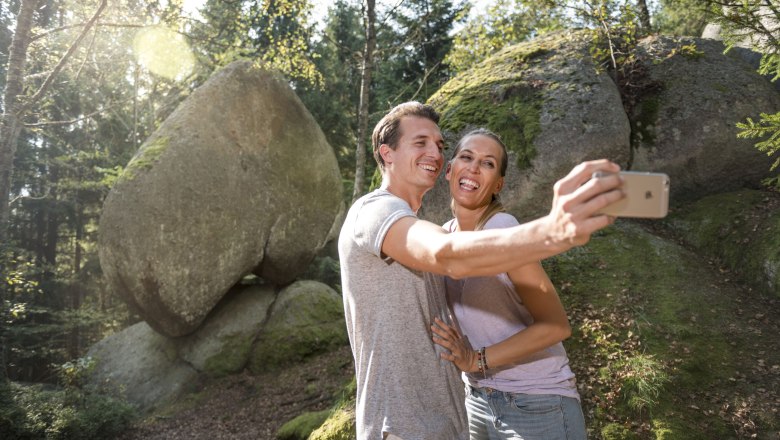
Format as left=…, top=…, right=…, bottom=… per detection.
left=352, top=0, right=376, bottom=203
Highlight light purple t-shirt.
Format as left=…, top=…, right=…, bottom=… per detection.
left=443, top=212, right=580, bottom=400
left=339, top=189, right=468, bottom=440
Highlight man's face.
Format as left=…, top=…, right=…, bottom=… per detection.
left=383, top=116, right=445, bottom=191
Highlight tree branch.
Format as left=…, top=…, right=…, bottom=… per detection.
left=30, top=21, right=145, bottom=42
left=23, top=103, right=119, bottom=127
left=20, top=0, right=108, bottom=115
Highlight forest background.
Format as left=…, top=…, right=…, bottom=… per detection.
left=0, top=0, right=778, bottom=438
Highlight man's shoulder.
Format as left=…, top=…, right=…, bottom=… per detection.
left=348, top=189, right=414, bottom=221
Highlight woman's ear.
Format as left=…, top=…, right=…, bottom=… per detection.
left=494, top=176, right=504, bottom=194
left=444, top=162, right=452, bottom=181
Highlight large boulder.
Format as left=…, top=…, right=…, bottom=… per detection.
left=630, top=36, right=780, bottom=200
left=665, top=189, right=780, bottom=298
left=247, top=280, right=348, bottom=373
left=86, top=280, right=347, bottom=411
left=177, top=284, right=276, bottom=376
left=86, top=322, right=198, bottom=412
left=424, top=30, right=631, bottom=223
left=98, top=61, right=344, bottom=337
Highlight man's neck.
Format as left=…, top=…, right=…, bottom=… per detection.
left=381, top=181, right=427, bottom=213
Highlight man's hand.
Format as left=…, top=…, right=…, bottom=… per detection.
left=545, top=159, right=624, bottom=249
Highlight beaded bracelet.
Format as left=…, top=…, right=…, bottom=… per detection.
left=476, top=347, right=488, bottom=379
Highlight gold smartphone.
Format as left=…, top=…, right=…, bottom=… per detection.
left=594, top=171, right=670, bottom=218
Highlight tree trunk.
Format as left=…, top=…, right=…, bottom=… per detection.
left=636, top=0, right=652, bottom=32
left=0, top=0, right=39, bottom=384
left=0, top=0, right=39, bottom=246
left=351, top=0, right=376, bottom=203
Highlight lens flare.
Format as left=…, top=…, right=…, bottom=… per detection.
left=133, top=26, right=195, bottom=80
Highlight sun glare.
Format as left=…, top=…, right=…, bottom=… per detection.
left=133, top=26, right=195, bottom=81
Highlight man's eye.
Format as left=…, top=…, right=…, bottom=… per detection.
left=484, top=161, right=495, bottom=168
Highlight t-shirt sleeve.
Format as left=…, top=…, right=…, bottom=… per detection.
left=353, top=192, right=417, bottom=258
left=482, top=212, right=520, bottom=230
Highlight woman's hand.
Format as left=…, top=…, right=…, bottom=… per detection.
left=431, top=317, right=477, bottom=373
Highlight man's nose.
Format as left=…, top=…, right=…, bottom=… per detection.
left=426, top=142, right=442, bottom=160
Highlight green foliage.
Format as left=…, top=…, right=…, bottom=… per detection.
left=56, top=357, right=97, bottom=389
left=709, top=0, right=780, bottom=183
left=296, top=0, right=363, bottom=189
left=192, top=0, right=322, bottom=86
left=577, top=0, right=641, bottom=74
left=1, top=381, right=136, bottom=440
left=612, top=354, right=669, bottom=413
left=737, top=112, right=780, bottom=188
left=373, top=0, right=467, bottom=107
left=653, top=0, right=713, bottom=36
left=446, top=0, right=567, bottom=73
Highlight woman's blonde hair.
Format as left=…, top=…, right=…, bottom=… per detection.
left=449, top=128, right=509, bottom=231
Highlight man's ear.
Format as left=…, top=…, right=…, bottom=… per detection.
left=444, top=162, right=452, bottom=181
left=379, top=144, right=393, bottom=165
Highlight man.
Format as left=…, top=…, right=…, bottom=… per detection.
left=338, top=102, right=622, bottom=440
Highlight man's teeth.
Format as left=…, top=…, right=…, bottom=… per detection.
left=420, top=164, right=437, bottom=172
left=459, top=178, right=479, bottom=190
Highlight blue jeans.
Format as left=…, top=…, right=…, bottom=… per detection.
left=465, top=385, right=587, bottom=440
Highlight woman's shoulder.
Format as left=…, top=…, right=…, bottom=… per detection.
left=484, top=212, right=519, bottom=230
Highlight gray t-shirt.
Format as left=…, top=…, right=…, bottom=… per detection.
left=338, top=189, right=467, bottom=440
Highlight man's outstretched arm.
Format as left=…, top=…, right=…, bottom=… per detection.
left=382, top=159, right=624, bottom=278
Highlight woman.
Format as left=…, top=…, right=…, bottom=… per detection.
left=431, top=128, right=586, bottom=440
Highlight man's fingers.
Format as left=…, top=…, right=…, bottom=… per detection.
left=562, top=174, right=624, bottom=217
left=555, top=160, right=621, bottom=195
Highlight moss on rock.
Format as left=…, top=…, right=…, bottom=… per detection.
left=202, top=333, right=255, bottom=377
left=120, top=135, right=170, bottom=181
left=276, top=409, right=331, bottom=440
left=248, top=281, right=348, bottom=373
left=666, top=189, right=780, bottom=298
left=543, top=219, right=774, bottom=437
left=428, top=40, right=550, bottom=169
left=308, top=378, right=357, bottom=440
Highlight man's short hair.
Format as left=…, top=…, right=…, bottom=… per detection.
left=372, top=101, right=440, bottom=171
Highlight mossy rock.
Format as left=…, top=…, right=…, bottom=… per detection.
left=248, top=281, right=348, bottom=373
left=276, top=409, right=331, bottom=440
left=422, top=30, right=630, bottom=224
left=545, top=217, right=780, bottom=437
left=308, top=378, right=357, bottom=440
left=665, top=189, right=780, bottom=298
left=630, top=36, right=780, bottom=203
left=307, top=406, right=355, bottom=440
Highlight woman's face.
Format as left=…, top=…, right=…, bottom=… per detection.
left=445, top=134, right=505, bottom=211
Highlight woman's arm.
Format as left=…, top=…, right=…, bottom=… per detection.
left=432, top=262, right=571, bottom=372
